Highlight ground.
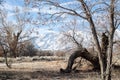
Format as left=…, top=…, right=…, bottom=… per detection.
left=0, top=57, right=120, bottom=80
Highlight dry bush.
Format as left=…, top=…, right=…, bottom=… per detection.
left=19, top=42, right=38, bottom=57
left=54, top=50, right=66, bottom=57
left=36, top=50, right=53, bottom=56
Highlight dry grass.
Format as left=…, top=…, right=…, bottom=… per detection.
left=0, top=57, right=120, bottom=80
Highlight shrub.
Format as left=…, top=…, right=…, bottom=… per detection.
left=54, top=50, right=66, bottom=57
left=36, top=50, right=53, bottom=56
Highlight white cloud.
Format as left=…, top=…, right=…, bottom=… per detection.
left=32, top=1, right=79, bottom=15
left=2, top=3, right=13, bottom=11
left=3, top=3, right=59, bottom=17
left=60, top=1, right=79, bottom=6
left=3, top=1, right=79, bottom=18
left=2, top=3, right=22, bottom=11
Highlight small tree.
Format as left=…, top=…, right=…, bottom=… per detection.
left=61, top=19, right=84, bottom=49
left=20, top=41, right=37, bottom=57
left=0, top=0, right=35, bottom=68
left=0, top=3, right=33, bottom=58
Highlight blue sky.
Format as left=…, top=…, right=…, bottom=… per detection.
left=1, top=0, right=85, bottom=50
left=2, top=0, right=79, bottom=27
left=1, top=0, right=120, bottom=50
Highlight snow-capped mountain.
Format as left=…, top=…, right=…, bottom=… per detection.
left=34, top=29, right=120, bottom=50
left=32, top=28, right=92, bottom=50
left=32, top=27, right=120, bottom=50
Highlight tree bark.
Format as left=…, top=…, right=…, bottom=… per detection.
left=105, top=0, right=115, bottom=80
left=78, top=0, right=105, bottom=79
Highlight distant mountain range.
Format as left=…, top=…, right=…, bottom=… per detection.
left=32, top=28, right=92, bottom=50
left=33, top=28, right=120, bottom=50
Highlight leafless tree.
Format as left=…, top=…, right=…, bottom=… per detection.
left=60, top=19, right=84, bottom=49
left=0, top=8, right=33, bottom=58
left=0, top=1, right=35, bottom=67
left=35, top=0, right=120, bottom=80
left=20, top=41, right=37, bottom=57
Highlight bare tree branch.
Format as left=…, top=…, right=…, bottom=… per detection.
left=47, top=1, right=87, bottom=19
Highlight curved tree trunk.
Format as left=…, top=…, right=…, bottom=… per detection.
left=4, top=52, right=11, bottom=68
left=60, top=48, right=100, bottom=73
left=60, top=33, right=109, bottom=73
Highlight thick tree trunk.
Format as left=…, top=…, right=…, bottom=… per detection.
left=101, top=33, right=109, bottom=72
left=60, top=48, right=100, bottom=73
left=105, top=0, right=115, bottom=80
left=60, top=33, right=109, bottom=73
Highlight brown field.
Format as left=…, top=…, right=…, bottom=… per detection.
left=0, top=57, right=120, bottom=80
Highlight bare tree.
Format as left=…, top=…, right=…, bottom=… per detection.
left=0, top=37, right=11, bottom=68
left=0, top=1, right=34, bottom=68
left=20, top=41, right=37, bottom=57
left=36, top=0, right=120, bottom=80
left=60, top=19, right=84, bottom=49
left=0, top=10, right=32, bottom=58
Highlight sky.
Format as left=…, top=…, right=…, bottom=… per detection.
left=0, top=0, right=84, bottom=50
left=1, top=0, right=120, bottom=50
left=1, top=0, right=84, bottom=29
